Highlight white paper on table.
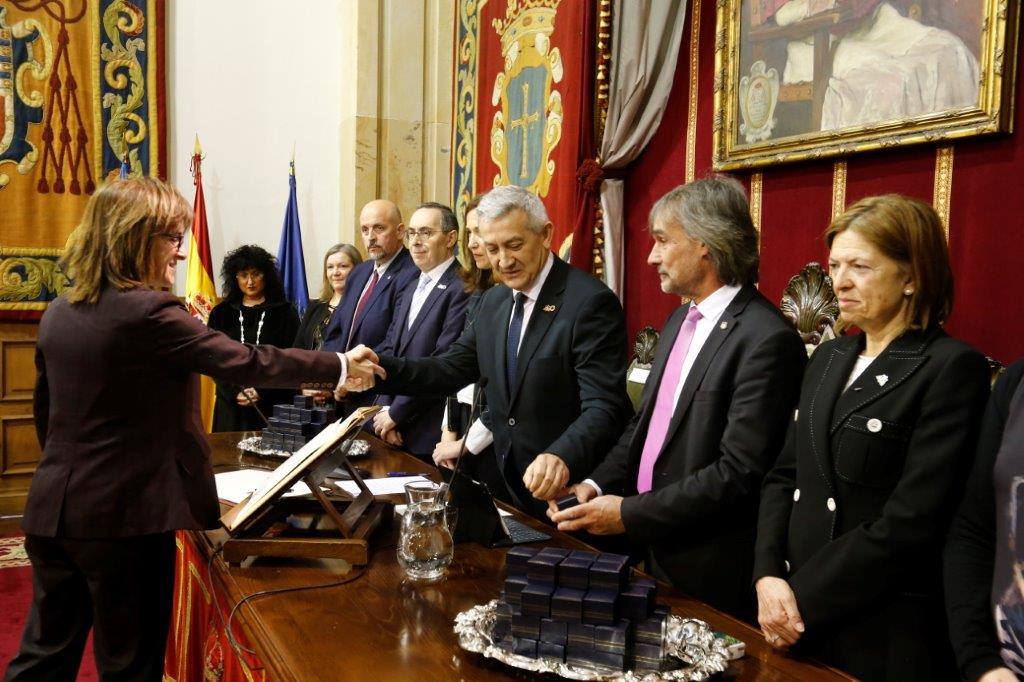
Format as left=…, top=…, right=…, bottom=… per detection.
left=332, top=475, right=432, bottom=497
left=215, top=469, right=312, bottom=504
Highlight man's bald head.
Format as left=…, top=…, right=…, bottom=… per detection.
left=359, top=199, right=405, bottom=264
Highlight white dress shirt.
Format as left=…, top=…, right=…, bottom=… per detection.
left=465, top=252, right=556, bottom=455
left=844, top=354, right=876, bottom=391
left=584, top=283, right=742, bottom=496
left=408, top=256, right=455, bottom=329
left=356, top=249, right=402, bottom=301
left=508, top=252, right=554, bottom=353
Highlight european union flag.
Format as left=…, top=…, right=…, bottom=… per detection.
left=276, top=158, right=309, bottom=315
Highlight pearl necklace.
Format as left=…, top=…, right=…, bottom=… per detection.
left=239, top=308, right=266, bottom=345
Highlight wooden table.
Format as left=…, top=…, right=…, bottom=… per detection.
left=190, top=432, right=850, bottom=681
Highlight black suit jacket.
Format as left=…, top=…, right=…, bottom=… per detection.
left=24, top=288, right=342, bottom=539
left=376, top=256, right=633, bottom=516
left=321, top=248, right=419, bottom=353
left=754, top=327, right=989, bottom=678
left=375, top=260, right=470, bottom=455
left=588, top=285, right=806, bottom=616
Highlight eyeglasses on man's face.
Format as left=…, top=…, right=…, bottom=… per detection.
left=406, top=228, right=442, bottom=242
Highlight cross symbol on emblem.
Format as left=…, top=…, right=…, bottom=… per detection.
left=510, top=83, right=540, bottom=181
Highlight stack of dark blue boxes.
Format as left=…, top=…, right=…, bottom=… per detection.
left=260, top=395, right=333, bottom=453
left=492, top=546, right=670, bottom=674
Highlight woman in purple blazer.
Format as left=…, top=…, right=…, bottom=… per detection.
left=5, top=179, right=343, bottom=682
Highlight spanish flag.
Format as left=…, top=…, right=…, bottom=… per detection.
left=185, top=135, right=218, bottom=432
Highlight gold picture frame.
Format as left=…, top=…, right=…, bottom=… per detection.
left=712, top=0, right=1020, bottom=171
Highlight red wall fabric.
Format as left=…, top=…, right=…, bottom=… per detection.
left=620, top=0, right=1024, bottom=364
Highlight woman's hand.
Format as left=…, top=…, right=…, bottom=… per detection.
left=236, top=388, right=259, bottom=406
left=979, top=668, right=1018, bottom=682
left=756, top=576, right=805, bottom=649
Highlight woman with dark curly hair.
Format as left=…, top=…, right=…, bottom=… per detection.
left=207, top=245, right=301, bottom=431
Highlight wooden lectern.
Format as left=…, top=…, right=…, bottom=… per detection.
left=219, top=407, right=391, bottom=566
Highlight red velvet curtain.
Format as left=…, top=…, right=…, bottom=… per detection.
left=568, top=1, right=600, bottom=271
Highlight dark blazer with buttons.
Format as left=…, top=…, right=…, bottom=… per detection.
left=375, top=256, right=633, bottom=517
left=24, top=287, right=342, bottom=539
left=322, top=248, right=419, bottom=411
left=754, top=326, right=990, bottom=680
left=587, top=285, right=806, bottom=618
left=375, top=260, right=470, bottom=456
left=321, top=247, right=419, bottom=354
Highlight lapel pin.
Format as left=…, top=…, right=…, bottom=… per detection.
left=875, top=374, right=889, bottom=387
left=436, top=283, right=447, bottom=289
left=867, top=418, right=883, bottom=433
left=720, top=321, right=728, bottom=330
left=543, top=305, right=556, bottom=312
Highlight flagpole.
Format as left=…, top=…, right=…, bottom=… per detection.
left=186, top=134, right=219, bottom=432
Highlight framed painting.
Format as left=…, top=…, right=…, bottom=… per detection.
left=712, top=0, right=1020, bottom=170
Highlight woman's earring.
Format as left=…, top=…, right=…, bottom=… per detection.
left=904, top=289, right=913, bottom=296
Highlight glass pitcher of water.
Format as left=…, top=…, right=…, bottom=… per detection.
left=398, top=480, right=454, bottom=581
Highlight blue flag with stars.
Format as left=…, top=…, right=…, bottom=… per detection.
left=276, top=159, right=309, bottom=315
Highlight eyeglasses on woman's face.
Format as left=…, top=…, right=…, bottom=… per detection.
left=157, top=232, right=186, bottom=250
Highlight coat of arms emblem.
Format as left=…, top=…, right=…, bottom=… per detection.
left=738, top=60, right=780, bottom=144
left=489, top=0, right=563, bottom=197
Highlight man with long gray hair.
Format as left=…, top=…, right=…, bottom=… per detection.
left=343, top=184, right=632, bottom=518
left=549, top=176, right=807, bottom=621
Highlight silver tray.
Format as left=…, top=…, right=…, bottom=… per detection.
left=454, top=600, right=734, bottom=681
left=237, top=435, right=371, bottom=459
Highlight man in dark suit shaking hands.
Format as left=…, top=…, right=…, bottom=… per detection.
left=344, top=185, right=632, bottom=517
left=548, top=177, right=807, bottom=620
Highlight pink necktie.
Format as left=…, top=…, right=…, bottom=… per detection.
left=636, top=305, right=703, bottom=493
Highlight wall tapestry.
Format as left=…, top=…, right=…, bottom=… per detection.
left=0, top=0, right=166, bottom=319
left=713, top=0, right=1019, bottom=169
left=452, top=0, right=589, bottom=256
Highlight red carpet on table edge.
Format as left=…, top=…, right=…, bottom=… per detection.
left=0, top=536, right=98, bottom=681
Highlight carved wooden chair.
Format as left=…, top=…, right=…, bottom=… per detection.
left=626, top=326, right=659, bottom=412
left=779, top=262, right=840, bottom=355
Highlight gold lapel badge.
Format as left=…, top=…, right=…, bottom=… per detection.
left=543, top=305, right=556, bottom=312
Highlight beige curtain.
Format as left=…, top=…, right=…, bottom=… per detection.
left=600, top=0, right=688, bottom=297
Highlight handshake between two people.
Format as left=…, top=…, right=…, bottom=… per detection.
left=330, top=345, right=386, bottom=401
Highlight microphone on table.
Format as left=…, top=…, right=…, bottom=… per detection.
left=241, top=388, right=271, bottom=428
left=445, top=376, right=488, bottom=504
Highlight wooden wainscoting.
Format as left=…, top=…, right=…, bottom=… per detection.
left=0, top=321, right=40, bottom=520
